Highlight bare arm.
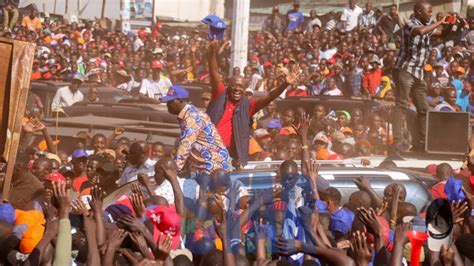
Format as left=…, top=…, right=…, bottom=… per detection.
left=162, top=166, right=186, bottom=218
left=411, top=19, right=445, bottom=36
left=208, top=40, right=221, bottom=93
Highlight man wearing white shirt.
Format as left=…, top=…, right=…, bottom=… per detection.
left=51, top=74, right=85, bottom=110
left=341, top=0, right=363, bottom=32
left=118, top=142, right=156, bottom=186
left=142, top=60, right=173, bottom=100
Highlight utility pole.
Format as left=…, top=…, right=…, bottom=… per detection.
left=230, top=0, right=250, bottom=76
left=65, top=0, right=69, bottom=14
left=101, top=0, right=106, bottom=18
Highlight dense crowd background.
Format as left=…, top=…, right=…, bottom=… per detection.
left=2, top=0, right=474, bottom=265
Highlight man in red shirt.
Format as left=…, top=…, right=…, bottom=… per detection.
left=362, top=55, right=382, bottom=96
left=207, top=40, right=297, bottom=168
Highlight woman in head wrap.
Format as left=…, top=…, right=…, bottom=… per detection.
left=375, top=76, right=392, bottom=98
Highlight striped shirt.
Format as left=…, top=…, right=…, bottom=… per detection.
left=394, top=17, right=436, bottom=80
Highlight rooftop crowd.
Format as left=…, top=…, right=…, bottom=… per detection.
left=2, top=0, right=474, bottom=265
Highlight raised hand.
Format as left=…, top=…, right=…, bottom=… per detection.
left=114, top=127, right=125, bottom=135
left=161, top=164, right=178, bottom=183
left=450, top=200, right=469, bottom=225
left=108, top=229, right=128, bottom=250
left=440, top=244, right=454, bottom=266
left=296, top=112, right=310, bottom=138
left=307, top=159, right=321, bottom=185
left=130, top=192, right=146, bottom=218
left=89, top=185, right=104, bottom=213
left=351, top=231, right=372, bottom=266
left=155, top=233, right=172, bottom=261
left=52, top=181, right=71, bottom=219
left=278, top=238, right=302, bottom=256
left=357, top=207, right=381, bottom=235
left=393, top=222, right=412, bottom=245
left=72, top=198, right=90, bottom=216
left=354, top=176, right=371, bottom=192
left=118, top=214, right=146, bottom=233
left=130, top=232, right=153, bottom=260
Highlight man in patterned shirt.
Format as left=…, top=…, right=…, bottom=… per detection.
left=160, top=85, right=231, bottom=174
left=391, top=1, right=448, bottom=158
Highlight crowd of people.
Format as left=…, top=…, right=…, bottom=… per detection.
left=2, top=0, right=474, bottom=265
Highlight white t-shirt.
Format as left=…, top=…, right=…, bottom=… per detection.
left=140, top=76, right=173, bottom=99
left=323, top=88, right=343, bottom=96
left=341, top=5, right=363, bottom=31
left=51, top=86, right=84, bottom=110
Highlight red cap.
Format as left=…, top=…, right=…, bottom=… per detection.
left=147, top=205, right=181, bottom=236
left=44, top=172, right=66, bottom=182
left=282, top=58, right=289, bottom=64
left=118, top=61, right=125, bottom=68
left=263, top=61, right=272, bottom=68
left=151, top=60, right=163, bottom=69
left=250, top=55, right=260, bottom=62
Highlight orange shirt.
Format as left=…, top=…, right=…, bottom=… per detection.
left=363, top=68, right=382, bottom=96
left=21, top=16, right=42, bottom=32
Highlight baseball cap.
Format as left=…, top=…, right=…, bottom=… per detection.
left=153, top=48, right=163, bottom=54
left=444, top=177, right=466, bottom=202
left=332, top=131, right=346, bottom=143
left=313, top=132, right=330, bottom=144
left=104, top=204, right=132, bottom=223
left=151, top=60, right=163, bottom=69
left=71, top=149, right=88, bottom=160
left=59, top=165, right=75, bottom=179
left=0, top=203, right=15, bottom=225
left=201, top=15, right=226, bottom=40
left=341, top=127, right=353, bottom=135
left=160, top=85, right=189, bottom=103
left=267, top=119, right=282, bottom=130
left=329, top=208, right=355, bottom=234
left=336, top=110, right=351, bottom=121
left=72, top=73, right=86, bottom=83
left=96, top=149, right=116, bottom=160
left=456, top=67, right=466, bottom=75
left=44, top=172, right=66, bottom=182
left=426, top=198, right=453, bottom=252
left=147, top=205, right=181, bottom=236
left=45, top=152, right=61, bottom=164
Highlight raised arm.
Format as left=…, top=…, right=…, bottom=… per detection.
left=253, top=67, right=297, bottom=112
left=162, top=164, right=186, bottom=218
left=411, top=17, right=446, bottom=36
left=208, top=40, right=221, bottom=93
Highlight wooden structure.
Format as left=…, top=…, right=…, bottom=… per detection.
left=0, top=38, right=36, bottom=200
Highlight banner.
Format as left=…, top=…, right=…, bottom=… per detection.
left=121, top=0, right=154, bottom=32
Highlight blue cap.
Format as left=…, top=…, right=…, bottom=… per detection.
left=267, top=119, right=282, bottom=130
left=71, top=149, right=88, bottom=160
left=0, top=203, right=15, bottom=225
left=202, top=15, right=226, bottom=40
left=445, top=177, right=466, bottom=202
left=202, top=15, right=226, bottom=29
left=329, top=208, right=355, bottom=234
left=160, top=85, right=189, bottom=103
left=315, top=199, right=329, bottom=214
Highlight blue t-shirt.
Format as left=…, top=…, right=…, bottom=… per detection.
left=286, top=10, right=304, bottom=32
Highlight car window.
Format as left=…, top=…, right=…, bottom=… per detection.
left=333, top=174, right=392, bottom=181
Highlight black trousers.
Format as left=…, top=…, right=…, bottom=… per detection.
left=392, top=69, right=428, bottom=148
